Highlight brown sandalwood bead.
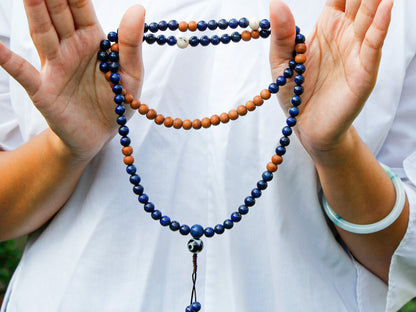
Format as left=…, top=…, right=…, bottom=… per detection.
left=130, top=99, right=141, bottom=110
left=210, top=115, right=220, bottom=126
left=295, top=43, right=307, bottom=54
left=267, top=162, right=278, bottom=172
left=138, top=104, right=149, bottom=115
left=183, top=119, right=192, bottom=130
left=122, top=146, right=133, bottom=156
left=202, top=117, right=212, bottom=128
left=228, top=109, right=238, bottom=120
left=111, top=43, right=119, bottom=52
left=164, top=117, right=174, bottom=127
left=146, top=109, right=157, bottom=120
left=251, top=30, right=260, bottom=39
left=188, top=21, right=197, bottom=31
left=295, top=54, right=307, bottom=64
left=253, top=96, right=264, bottom=106
left=155, top=114, right=165, bottom=125
left=272, top=154, right=283, bottom=165
left=179, top=21, right=188, bottom=32
left=105, top=71, right=112, bottom=81
left=124, top=94, right=134, bottom=104
left=260, top=89, right=271, bottom=100
left=173, top=118, right=183, bottom=129
left=122, top=89, right=127, bottom=96
left=192, top=119, right=202, bottom=129
left=241, top=30, right=251, bottom=41
left=220, top=113, right=229, bottom=123
left=124, top=156, right=135, bottom=165
left=246, top=100, right=256, bottom=111
left=237, top=105, right=248, bottom=116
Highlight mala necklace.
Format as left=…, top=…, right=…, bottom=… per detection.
left=98, top=17, right=306, bottom=311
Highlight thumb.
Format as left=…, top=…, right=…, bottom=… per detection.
left=118, top=5, right=145, bottom=96
left=269, top=0, right=296, bottom=79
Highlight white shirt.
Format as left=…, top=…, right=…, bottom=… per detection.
left=0, top=0, right=415, bottom=311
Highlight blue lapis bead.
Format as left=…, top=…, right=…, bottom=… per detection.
left=189, top=36, right=200, bottom=47
left=204, top=227, right=215, bottom=237
left=100, top=39, right=111, bottom=51
left=110, top=73, right=121, bottom=84
left=145, top=34, right=157, bottom=44
left=148, top=22, right=158, bottom=33
left=295, top=64, right=306, bottom=74
left=97, top=51, right=109, bottom=62
left=289, top=107, right=299, bottom=117
left=280, top=136, right=290, bottom=147
left=170, top=221, right=180, bottom=231
left=109, top=62, right=120, bottom=73
left=244, top=196, right=255, bottom=207
left=130, top=175, right=140, bottom=185
left=276, top=76, right=287, bottom=86
left=268, top=83, right=279, bottom=94
left=120, top=136, right=130, bottom=147
left=191, top=302, right=202, bottom=311
left=99, top=62, right=109, bottom=73
left=115, top=105, right=126, bottom=116
left=229, top=18, right=239, bottom=29
left=289, top=59, right=296, bottom=70
left=200, top=36, right=210, bottom=46
left=296, top=33, right=305, bottom=43
left=231, top=212, right=242, bottom=223
left=139, top=194, right=149, bottom=204
left=108, top=31, right=118, bottom=42
left=238, top=204, right=249, bottom=215
left=287, top=117, right=297, bottom=127
left=157, top=35, right=166, bottom=45
left=167, top=36, right=177, bottom=46
left=296, top=26, right=300, bottom=34
left=186, top=306, right=192, bottom=312
left=190, top=224, right=204, bottom=239
left=210, top=35, right=220, bottom=45
left=117, top=116, right=127, bottom=126
left=224, top=219, right=234, bottom=229
left=294, top=85, right=304, bottom=95
left=109, top=51, right=119, bottom=62
left=284, top=68, right=294, bottom=78
left=151, top=210, right=162, bottom=220
left=291, top=95, right=302, bottom=107
left=262, top=171, right=273, bottom=182
left=257, top=180, right=268, bottom=190
left=220, top=34, right=231, bottom=44
left=275, top=146, right=286, bottom=156
left=260, top=19, right=270, bottom=29
left=133, top=184, right=144, bottom=195
left=144, top=202, right=154, bottom=213
left=207, top=20, right=218, bottom=30
left=168, top=20, right=179, bottom=31
left=294, top=75, right=305, bottom=85
left=214, top=224, right=225, bottom=234
left=144, top=23, right=149, bottom=33
left=126, top=165, right=136, bottom=175
left=251, top=188, right=262, bottom=198
left=160, top=216, right=171, bottom=226
left=180, top=225, right=191, bottom=236
left=158, top=20, right=168, bottom=31
left=197, top=20, right=208, bottom=31
left=259, top=29, right=271, bottom=38
left=239, top=17, right=249, bottom=28
left=218, top=19, right=228, bottom=29
left=112, top=84, right=123, bottom=94
left=231, top=32, right=241, bottom=42
left=118, top=126, right=129, bottom=136
left=282, top=126, right=292, bottom=136
left=114, top=94, right=124, bottom=104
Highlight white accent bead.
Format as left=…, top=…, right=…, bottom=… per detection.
left=249, top=18, right=260, bottom=31
left=177, top=37, right=189, bottom=49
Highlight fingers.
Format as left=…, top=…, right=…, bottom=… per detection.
left=45, top=0, right=76, bottom=40
left=269, top=0, right=296, bottom=76
left=326, top=0, right=346, bottom=11
left=0, top=41, right=40, bottom=97
left=345, top=0, right=361, bottom=19
left=118, top=5, right=145, bottom=91
left=67, top=0, right=98, bottom=29
left=354, top=0, right=382, bottom=40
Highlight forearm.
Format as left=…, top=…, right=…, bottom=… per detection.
left=0, top=129, right=91, bottom=241
left=311, top=127, right=409, bottom=282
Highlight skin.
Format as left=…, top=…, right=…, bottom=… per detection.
left=0, top=0, right=408, bottom=283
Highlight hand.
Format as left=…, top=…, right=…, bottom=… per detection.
left=269, top=0, right=393, bottom=156
left=0, top=0, right=145, bottom=162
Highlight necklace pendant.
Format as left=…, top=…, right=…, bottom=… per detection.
left=186, top=238, right=203, bottom=311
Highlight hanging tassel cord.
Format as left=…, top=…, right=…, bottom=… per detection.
left=190, top=253, right=198, bottom=305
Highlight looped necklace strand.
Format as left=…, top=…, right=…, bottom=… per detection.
left=98, top=18, right=306, bottom=312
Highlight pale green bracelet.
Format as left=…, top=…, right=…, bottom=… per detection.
left=322, top=163, right=406, bottom=234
